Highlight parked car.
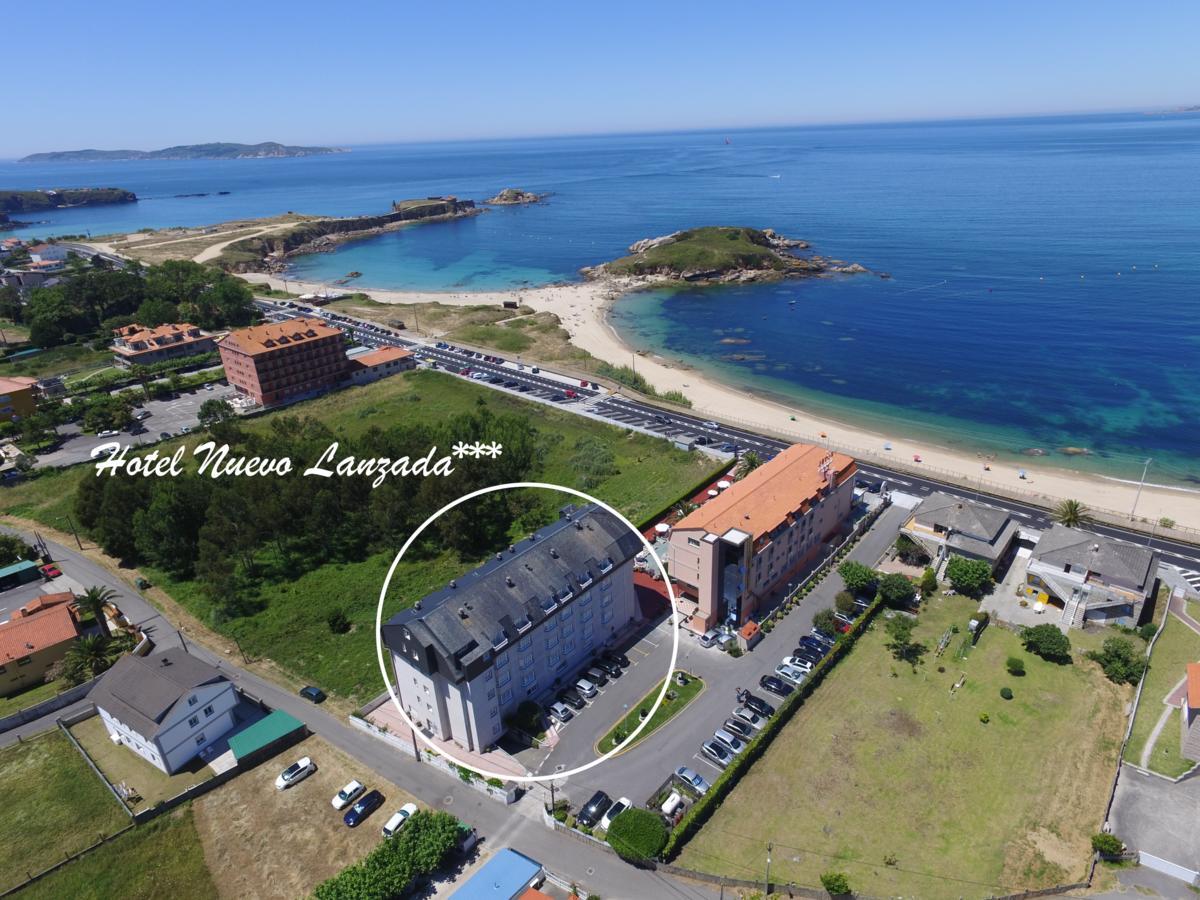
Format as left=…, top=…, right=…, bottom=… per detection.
left=344, top=789, right=385, bottom=827
left=576, top=791, right=612, bottom=828
left=675, top=766, right=711, bottom=795
left=759, top=675, right=793, bottom=698
left=782, top=656, right=815, bottom=673
left=776, top=663, right=807, bottom=686
left=698, top=628, right=724, bottom=648
left=713, top=729, right=746, bottom=755
left=275, top=757, right=316, bottom=790
left=600, top=797, right=631, bottom=831
left=593, top=658, right=622, bottom=678
left=38, top=563, right=62, bottom=579
left=97, top=429, right=120, bottom=438
left=299, top=685, right=326, bottom=703
left=810, top=629, right=837, bottom=647
left=790, top=647, right=824, bottom=667
left=723, top=718, right=753, bottom=741
left=331, top=780, right=365, bottom=810
left=601, top=649, right=631, bottom=669
left=585, top=666, right=609, bottom=686
left=134, top=410, right=152, bottom=420
left=559, top=688, right=586, bottom=710
left=732, top=706, right=765, bottom=729
left=702, top=420, right=720, bottom=430
left=575, top=678, right=598, bottom=698
left=742, top=693, right=775, bottom=718
left=503, top=380, right=519, bottom=388
left=550, top=393, right=567, bottom=402
left=382, top=802, right=419, bottom=838
left=797, top=636, right=830, bottom=655
left=701, top=740, right=732, bottom=769
left=548, top=702, right=574, bottom=724
left=158, top=431, right=172, bottom=440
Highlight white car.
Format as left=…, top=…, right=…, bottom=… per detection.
left=470, top=372, right=488, bottom=381
left=331, top=779, right=364, bottom=810
left=575, top=677, right=598, bottom=698
left=275, top=756, right=315, bottom=790
left=382, top=802, right=419, bottom=838
left=548, top=701, right=574, bottom=724
left=732, top=706, right=765, bottom=730
left=775, top=663, right=807, bottom=686
left=97, top=429, right=120, bottom=438
left=600, top=797, right=631, bottom=831
left=702, top=420, right=720, bottom=430
left=782, top=656, right=815, bottom=673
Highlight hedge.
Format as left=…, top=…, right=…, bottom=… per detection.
left=662, top=597, right=885, bottom=859
left=606, top=807, right=668, bottom=863
left=312, top=809, right=459, bottom=899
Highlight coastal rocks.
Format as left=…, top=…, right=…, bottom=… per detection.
left=830, top=262, right=869, bottom=274
left=627, top=233, right=680, bottom=254
left=1058, top=446, right=1093, bottom=456
left=485, top=188, right=546, bottom=205
left=761, top=228, right=809, bottom=250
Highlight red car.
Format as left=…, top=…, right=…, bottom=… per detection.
left=459, top=368, right=471, bottom=376
left=39, top=563, right=62, bottom=579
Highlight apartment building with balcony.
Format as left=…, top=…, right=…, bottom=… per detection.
left=1024, top=524, right=1159, bottom=628
left=667, top=443, right=857, bottom=634
left=216, top=317, right=347, bottom=407
left=382, top=504, right=642, bottom=752
left=111, top=322, right=216, bottom=367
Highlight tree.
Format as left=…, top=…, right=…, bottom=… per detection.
left=198, top=398, right=235, bottom=429
left=885, top=615, right=925, bottom=665
left=838, top=560, right=878, bottom=596
left=834, top=591, right=857, bottom=615
left=64, top=634, right=115, bottom=682
left=1086, top=637, right=1147, bottom=685
left=944, top=556, right=992, bottom=597
left=1022, top=623, right=1072, bottom=663
left=1006, top=656, right=1026, bottom=676
left=820, top=870, right=851, bottom=896
left=1053, top=498, right=1091, bottom=528
left=0, top=533, right=36, bottom=565
left=735, top=450, right=763, bottom=480
left=605, top=807, right=668, bottom=862
left=1000, top=686, right=1013, bottom=700
left=75, top=585, right=118, bottom=639
left=894, top=533, right=930, bottom=565
left=813, top=608, right=839, bottom=637
left=919, top=566, right=938, bottom=596
left=878, top=572, right=916, bottom=609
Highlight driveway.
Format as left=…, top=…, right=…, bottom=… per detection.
left=1109, top=763, right=1200, bottom=872
left=556, top=502, right=908, bottom=809
left=35, top=383, right=236, bottom=469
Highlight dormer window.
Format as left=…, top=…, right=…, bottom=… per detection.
left=514, top=616, right=531, bottom=634
left=539, top=595, right=558, bottom=614
left=598, top=557, right=614, bottom=574
left=577, top=571, right=593, bottom=589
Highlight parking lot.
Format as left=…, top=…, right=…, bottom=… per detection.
left=0, top=571, right=80, bottom=624
left=35, top=383, right=237, bottom=469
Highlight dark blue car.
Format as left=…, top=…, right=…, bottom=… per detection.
left=343, top=789, right=384, bottom=827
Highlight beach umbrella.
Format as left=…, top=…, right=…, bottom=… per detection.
left=654, top=522, right=670, bottom=535
left=717, top=480, right=732, bottom=490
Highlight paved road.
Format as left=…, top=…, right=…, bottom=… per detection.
left=0, top=525, right=717, bottom=900
left=1109, top=763, right=1200, bottom=873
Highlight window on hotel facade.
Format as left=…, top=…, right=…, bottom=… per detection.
left=601, top=608, right=613, bottom=625
left=521, top=671, right=536, bottom=689
left=497, top=669, right=511, bottom=687
left=543, top=618, right=557, bottom=631
left=496, top=652, right=509, bottom=668
left=688, top=537, right=700, bottom=547
left=581, top=608, right=594, bottom=623
left=547, top=652, right=560, bottom=668
left=518, top=636, right=532, bottom=651
left=544, top=635, right=558, bottom=650
left=188, top=715, right=200, bottom=728
left=188, top=696, right=198, bottom=706
left=582, top=623, right=594, bottom=641
left=17, top=657, right=30, bottom=667
left=500, top=688, right=513, bottom=704
left=561, top=623, right=574, bottom=638
left=563, top=639, right=575, bottom=655
left=203, top=705, right=214, bottom=717
left=195, top=733, right=206, bottom=746
left=519, top=654, right=535, bottom=670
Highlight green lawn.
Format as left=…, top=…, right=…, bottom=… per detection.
left=603, top=226, right=789, bottom=277
left=0, top=370, right=721, bottom=705
left=15, top=806, right=217, bottom=900
left=599, top=671, right=704, bottom=753
left=0, top=678, right=66, bottom=718
left=677, top=596, right=1133, bottom=899
left=1122, top=611, right=1200, bottom=777
left=0, top=344, right=111, bottom=380
left=0, top=731, right=130, bottom=893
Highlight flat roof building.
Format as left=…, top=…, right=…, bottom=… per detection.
left=668, top=444, right=857, bottom=633
left=217, top=317, right=347, bottom=407
left=383, top=504, right=642, bottom=752
left=0, top=375, right=38, bottom=423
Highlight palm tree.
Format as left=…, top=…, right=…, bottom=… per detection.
left=672, top=500, right=699, bottom=519
left=75, top=585, right=118, bottom=639
left=735, top=451, right=763, bottom=480
left=65, top=634, right=114, bottom=681
left=1054, top=498, right=1091, bottom=528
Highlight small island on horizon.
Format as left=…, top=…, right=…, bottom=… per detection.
left=20, top=141, right=347, bottom=163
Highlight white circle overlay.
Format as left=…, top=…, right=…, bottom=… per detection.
left=374, top=481, right=681, bottom=784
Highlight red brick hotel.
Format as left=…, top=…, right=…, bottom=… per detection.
left=217, top=317, right=347, bottom=407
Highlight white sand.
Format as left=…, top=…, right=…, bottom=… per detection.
left=242, top=272, right=1200, bottom=532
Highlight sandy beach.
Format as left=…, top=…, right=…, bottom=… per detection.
left=241, top=272, right=1200, bottom=532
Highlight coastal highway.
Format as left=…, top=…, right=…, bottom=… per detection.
left=254, top=298, right=1200, bottom=572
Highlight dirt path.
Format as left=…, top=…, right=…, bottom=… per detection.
left=193, top=224, right=293, bottom=263
left=1140, top=704, right=1175, bottom=768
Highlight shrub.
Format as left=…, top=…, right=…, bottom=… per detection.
left=820, top=870, right=852, bottom=895
left=979, top=712, right=990, bottom=723
left=813, top=608, right=838, bottom=636
left=835, top=591, right=857, bottom=615
left=945, top=556, right=993, bottom=596
left=1000, top=687, right=1013, bottom=700
left=1137, top=622, right=1158, bottom=642
left=326, top=609, right=351, bottom=634
left=606, top=807, right=668, bottom=862
left=1087, top=637, right=1147, bottom=686
left=1006, top=656, right=1026, bottom=676
left=838, top=560, right=877, bottom=596
left=1091, top=832, right=1124, bottom=856
left=728, top=645, right=743, bottom=658
left=1022, top=623, right=1072, bottom=663
left=312, top=810, right=459, bottom=899
left=919, top=566, right=938, bottom=596
left=878, top=572, right=916, bottom=609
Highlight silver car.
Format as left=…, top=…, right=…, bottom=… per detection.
left=713, top=729, right=746, bottom=755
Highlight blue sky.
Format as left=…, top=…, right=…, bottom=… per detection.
left=4, top=0, right=1196, bottom=157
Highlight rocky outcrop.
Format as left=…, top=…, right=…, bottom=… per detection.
left=485, top=188, right=546, bottom=205
left=0, top=188, right=137, bottom=212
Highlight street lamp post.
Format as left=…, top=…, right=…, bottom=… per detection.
left=764, top=841, right=773, bottom=895
left=1130, top=458, right=1152, bottom=521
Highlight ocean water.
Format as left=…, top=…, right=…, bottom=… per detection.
left=2, top=114, right=1198, bottom=484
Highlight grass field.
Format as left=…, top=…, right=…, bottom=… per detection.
left=0, top=677, right=65, bottom=717
left=603, top=226, right=789, bottom=277
left=0, top=731, right=130, bottom=893
left=677, top=596, right=1133, bottom=899
left=1122, top=611, right=1200, bottom=777
left=190, top=734, right=421, bottom=900
left=15, top=806, right=217, bottom=900
left=0, top=344, right=111, bottom=380
left=599, top=671, right=704, bottom=753
left=0, top=370, right=720, bottom=703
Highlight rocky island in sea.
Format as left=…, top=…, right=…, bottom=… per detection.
left=20, top=141, right=346, bottom=163
left=1, top=187, right=137, bottom=211
left=485, top=187, right=547, bottom=205
left=581, top=226, right=870, bottom=285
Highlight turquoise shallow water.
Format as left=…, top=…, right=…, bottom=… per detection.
left=3, top=113, right=1198, bottom=484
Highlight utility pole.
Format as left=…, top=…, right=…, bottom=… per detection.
left=1130, top=458, right=1152, bottom=521
left=61, top=516, right=83, bottom=551
left=764, top=841, right=772, bottom=895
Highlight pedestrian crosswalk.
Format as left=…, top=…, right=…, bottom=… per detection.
left=1180, top=569, right=1200, bottom=593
